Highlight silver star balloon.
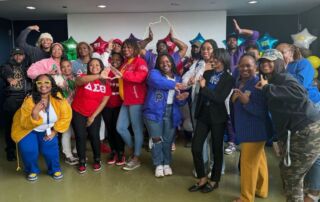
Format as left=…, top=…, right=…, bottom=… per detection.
left=291, top=28, right=317, bottom=49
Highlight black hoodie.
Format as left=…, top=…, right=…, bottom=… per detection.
left=1, top=59, right=31, bottom=97
left=262, top=67, right=320, bottom=140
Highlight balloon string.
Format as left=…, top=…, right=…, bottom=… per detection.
left=143, top=16, right=179, bottom=39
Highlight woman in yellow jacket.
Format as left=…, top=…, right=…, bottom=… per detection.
left=11, top=74, right=71, bottom=181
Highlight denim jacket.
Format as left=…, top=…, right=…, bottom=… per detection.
left=143, top=69, right=186, bottom=127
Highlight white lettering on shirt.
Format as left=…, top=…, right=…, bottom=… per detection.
left=84, top=83, right=106, bottom=93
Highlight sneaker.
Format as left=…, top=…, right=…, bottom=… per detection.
left=78, top=164, right=87, bottom=174
left=53, top=171, right=63, bottom=180
left=115, top=155, right=126, bottom=166
left=101, top=143, right=111, bottom=154
left=65, top=156, right=79, bottom=166
left=93, top=161, right=102, bottom=172
left=171, top=143, right=176, bottom=151
left=107, top=153, right=117, bottom=165
left=27, top=173, right=38, bottom=181
left=155, top=165, right=164, bottom=177
left=163, top=165, right=173, bottom=176
left=224, top=143, right=236, bottom=155
left=123, top=159, right=141, bottom=171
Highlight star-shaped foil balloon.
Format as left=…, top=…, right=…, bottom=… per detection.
left=189, top=33, right=205, bottom=45
left=291, top=28, right=317, bottom=49
left=160, top=33, right=176, bottom=55
left=257, top=33, right=279, bottom=51
left=90, top=36, right=108, bottom=55
left=61, top=36, right=78, bottom=60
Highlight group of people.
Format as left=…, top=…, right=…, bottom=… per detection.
left=1, top=19, right=320, bottom=202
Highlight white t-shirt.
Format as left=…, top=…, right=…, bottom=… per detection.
left=34, top=102, right=58, bottom=132
left=166, top=76, right=175, bottom=104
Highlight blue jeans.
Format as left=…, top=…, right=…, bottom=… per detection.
left=18, top=130, right=61, bottom=175
left=304, top=156, right=320, bottom=190
left=144, top=105, right=175, bottom=166
left=116, top=104, right=144, bottom=157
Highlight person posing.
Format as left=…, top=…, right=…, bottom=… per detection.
left=1, top=48, right=31, bottom=161
left=116, top=39, right=148, bottom=171
left=276, top=44, right=320, bottom=202
left=58, top=59, right=78, bottom=165
left=16, top=25, right=53, bottom=64
left=11, top=74, right=71, bottom=181
left=71, top=58, right=111, bottom=174
left=189, top=48, right=234, bottom=193
left=140, top=27, right=188, bottom=70
left=232, top=54, right=269, bottom=202
left=255, top=49, right=320, bottom=202
left=143, top=53, right=188, bottom=177
left=72, top=42, right=92, bottom=76
left=102, top=52, right=126, bottom=166
left=227, top=19, right=260, bottom=75
left=27, top=43, right=64, bottom=80
left=277, top=43, right=320, bottom=107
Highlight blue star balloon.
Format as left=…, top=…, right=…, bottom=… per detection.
left=189, top=33, right=205, bottom=45
left=257, top=33, right=279, bottom=51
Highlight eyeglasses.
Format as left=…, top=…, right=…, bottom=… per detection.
left=35, top=80, right=51, bottom=87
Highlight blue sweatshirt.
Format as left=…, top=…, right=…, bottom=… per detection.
left=143, top=69, right=186, bottom=127
left=286, top=58, right=320, bottom=103
left=233, top=76, right=270, bottom=143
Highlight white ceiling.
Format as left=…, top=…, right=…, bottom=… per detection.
left=0, top=0, right=320, bottom=20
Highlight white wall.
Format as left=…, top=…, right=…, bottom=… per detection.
left=68, top=11, right=226, bottom=52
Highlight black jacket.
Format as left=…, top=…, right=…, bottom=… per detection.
left=195, top=70, right=234, bottom=124
left=1, top=59, right=31, bottom=97
left=263, top=73, right=320, bottom=140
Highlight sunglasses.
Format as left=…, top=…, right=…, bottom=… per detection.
left=35, top=80, right=51, bottom=87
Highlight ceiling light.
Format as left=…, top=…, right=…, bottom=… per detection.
left=248, top=0, right=258, bottom=4
left=97, top=4, right=107, bottom=8
left=170, top=2, right=180, bottom=6
left=26, top=6, right=36, bottom=10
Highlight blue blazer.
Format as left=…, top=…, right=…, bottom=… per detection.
left=143, top=69, right=186, bottom=127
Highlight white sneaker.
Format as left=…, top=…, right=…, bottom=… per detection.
left=224, top=143, right=236, bottom=155
left=155, top=165, right=164, bottom=177
left=163, top=165, right=173, bottom=176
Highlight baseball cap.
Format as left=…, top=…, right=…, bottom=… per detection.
left=11, top=47, right=24, bottom=55
left=259, top=49, right=284, bottom=61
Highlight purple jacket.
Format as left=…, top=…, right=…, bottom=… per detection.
left=229, top=31, right=260, bottom=74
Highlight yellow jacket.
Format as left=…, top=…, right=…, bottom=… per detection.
left=11, top=94, right=72, bottom=143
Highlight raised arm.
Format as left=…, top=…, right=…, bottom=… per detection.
left=170, top=27, right=188, bottom=58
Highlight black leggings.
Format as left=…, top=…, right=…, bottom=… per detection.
left=72, top=110, right=101, bottom=164
left=102, top=107, right=125, bottom=156
left=3, top=96, right=24, bottom=153
left=192, top=120, right=226, bottom=182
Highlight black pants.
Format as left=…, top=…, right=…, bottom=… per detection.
left=3, top=96, right=24, bottom=153
left=72, top=110, right=101, bottom=164
left=192, top=120, right=225, bottom=182
left=102, top=107, right=125, bottom=156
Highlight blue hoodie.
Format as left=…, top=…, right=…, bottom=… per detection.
left=143, top=69, right=186, bottom=127
left=286, top=58, right=320, bottom=103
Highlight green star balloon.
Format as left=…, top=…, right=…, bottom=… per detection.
left=61, top=36, right=78, bottom=60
